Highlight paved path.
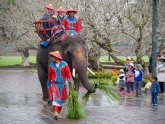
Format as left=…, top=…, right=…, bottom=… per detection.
left=0, top=68, right=165, bottom=124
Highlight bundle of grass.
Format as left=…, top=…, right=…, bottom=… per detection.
left=66, top=82, right=85, bottom=120
left=83, top=79, right=119, bottom=103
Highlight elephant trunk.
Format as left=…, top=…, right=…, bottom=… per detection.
left=74, top=58, right=95, bottom=93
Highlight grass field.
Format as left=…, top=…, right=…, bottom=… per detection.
left=0, top=55, right=149, bottom=67
left=0, top=56, right=36, bottom=66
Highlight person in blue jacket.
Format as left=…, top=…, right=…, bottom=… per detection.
left=150, top=77, right=160, bottom=106
left=134, top=64, right=143, bottom=97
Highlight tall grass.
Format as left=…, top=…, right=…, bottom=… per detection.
left=83, top=79, right=119, bottom=104
left=66, top=82, right=85, bottom=120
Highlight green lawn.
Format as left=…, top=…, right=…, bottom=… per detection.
left=99, top=56, right=149, bottom=62
left=0, top=56, right=36, bottom=66
left=0, top=55, right=149, bottom=67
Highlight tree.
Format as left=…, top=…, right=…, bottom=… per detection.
left=78, top=0, right=126, bottom=68
left=116, top=0, right=152, bottom=65
left=0, top=0, right=40, bottom=66
left=151, top=0, right=159, bottom=77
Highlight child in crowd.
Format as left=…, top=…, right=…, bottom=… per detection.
left=116, top=69, right=125, bottom=96
left=150, top=77, right=160, bottom=106
left=126, top=62, right=134, bottom=96
left=134, top=64, right=143, bottom=97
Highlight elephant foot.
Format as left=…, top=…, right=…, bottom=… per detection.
left=88, top=88, right=96, bottom=93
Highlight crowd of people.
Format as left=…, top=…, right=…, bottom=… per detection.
left=116, top=52, right=165, bottom=106
left=116, top=57, right=144, bottom=97
left=41, top=4, right=81, bottom=41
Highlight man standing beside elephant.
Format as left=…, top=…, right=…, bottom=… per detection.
left=48, top=51, right=73, bottom=120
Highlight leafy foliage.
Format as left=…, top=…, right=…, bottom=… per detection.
left=88, top=71, right=112, bottom=79
left=83, top=79, right=119, bottom=103
left=66, top=83, right=85, bottom=120
left=141, top=77, right=150, bottom=87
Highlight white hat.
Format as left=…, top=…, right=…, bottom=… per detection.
left=126, top=57, right=131, bottom=60
left=129, top=62, right=134, bottom=67
left=119, top=69, right=124, bottom=73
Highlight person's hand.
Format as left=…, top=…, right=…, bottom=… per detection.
left=78, top=17, right=82, bottom=21
left=52, top=15, right=57, bottom=19
left=61, top=25, right=65, bottom=31
left=68, top=80, right=75, bottom=89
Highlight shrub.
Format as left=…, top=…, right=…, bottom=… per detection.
left=141, top=78, right=150, bottom=87
left=88, top=71, right=112, bottom=79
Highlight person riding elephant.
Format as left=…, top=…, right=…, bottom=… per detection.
left=42, top=4, right=55, bottom=37
left=51, top=7, right=66, bottom=37
left=61, top=8, right=82, bottom=40
left=56, top=7, right=66, bottom=25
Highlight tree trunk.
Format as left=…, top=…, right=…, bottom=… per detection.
left=136, top=54, right=143, bottom=64
left=108, top=52, right=111, bottom=61
left=151, top=0, right=158, bottom=77
left=88, top=52, right=100, bottom=71
left=21, top=49, right=30, bottom=66
left=109, top=53, right=125, bottom=65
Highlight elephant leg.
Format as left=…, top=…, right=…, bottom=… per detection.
left=37, top=59, right=49, bottom=101
left=37, top=47, right=49, bottom=101
left=40, top=79, right=48, bottom=101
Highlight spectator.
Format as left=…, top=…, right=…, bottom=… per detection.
left=116, top=69, right=125, bottom=96
left=134, top=64, right=143, bottom=97
left=126, top=62, right=134, bottom=96
left=150, top=77, right=160, bottom=106
left=148, top=53, right=161, bottom=74
left=124, top=57, right=132, bottom=73
left=157, top=56, right=165, bottom=95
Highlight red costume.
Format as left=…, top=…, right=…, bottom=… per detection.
left=48, top=51, right=72, bottom=116
left=61, top=8, right=81, bottom=40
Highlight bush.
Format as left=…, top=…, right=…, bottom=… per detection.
left=88, top=70, right=119, bottom=86
left=141, top=78, right=150, bottom=87
left=88, top=71, right=112, bottom=79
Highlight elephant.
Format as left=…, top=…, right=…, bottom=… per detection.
left=37, top=35, right=95, bottom=101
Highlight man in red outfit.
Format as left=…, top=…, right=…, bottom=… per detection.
left=48, top=51, right=73, bottom=120
left=61, top=8, right=82, bottom=40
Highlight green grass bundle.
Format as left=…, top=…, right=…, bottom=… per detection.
left=83, top=79, right=119, bottom=103
left=66, top=83, right=85, bottom=120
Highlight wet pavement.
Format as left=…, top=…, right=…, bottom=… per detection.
left=0, top=68, right=165, bottom=124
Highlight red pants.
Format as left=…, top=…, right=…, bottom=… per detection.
left=53, top=106, right=62, bottom=113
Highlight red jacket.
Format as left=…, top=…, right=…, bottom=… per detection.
left=62, top=16, right=81, bottom=33
left=48, top=61, right=72, bottom=83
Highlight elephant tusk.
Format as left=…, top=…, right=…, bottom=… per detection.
left=72, top=68, right=76, bottom=77
left=87, top=67, right=95, bottom=76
